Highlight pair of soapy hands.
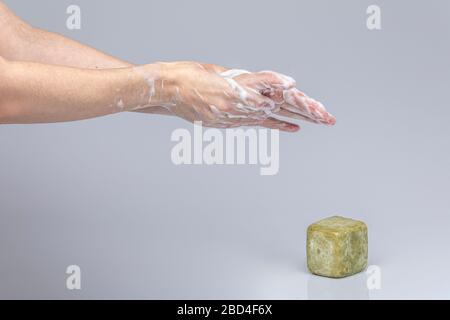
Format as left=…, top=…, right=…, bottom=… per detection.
left=137, top=62, right=336, bottom=132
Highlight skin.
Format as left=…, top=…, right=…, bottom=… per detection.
left=0, top=2, right=336, bottom=131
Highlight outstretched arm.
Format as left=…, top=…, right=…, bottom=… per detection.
left=0, top=2, right=335, bottom=129
left=0, top=58, right=334, bottom=130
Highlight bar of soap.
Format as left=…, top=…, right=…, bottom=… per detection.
left=307, top=216, right=368, bottom=278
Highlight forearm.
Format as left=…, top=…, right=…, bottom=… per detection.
left=0, top=2, right=174, bottom=117
left=12, top=27, right=133, bottom=69
left=0, top=58, right=161, bottom=124
left=0, top=2, right=131, bottom=69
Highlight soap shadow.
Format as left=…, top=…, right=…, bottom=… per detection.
left=307, top=272, right=369, bottom=300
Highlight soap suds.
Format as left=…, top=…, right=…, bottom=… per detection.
left=117, top=99, right=125, bottom=111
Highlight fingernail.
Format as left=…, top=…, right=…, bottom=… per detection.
left=327, top=114, right=337, bottom=125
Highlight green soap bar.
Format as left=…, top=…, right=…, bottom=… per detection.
left=307, top=216, right=368, bottom=278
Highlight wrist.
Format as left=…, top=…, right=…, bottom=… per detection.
left=153, top=62, right=182, bottom=106
left=128, top=63, right=177, bottom=111
left=158, top=62, right=182, bottom=88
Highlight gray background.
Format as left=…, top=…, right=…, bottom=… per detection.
left=0, top=0, right=449, bottom=299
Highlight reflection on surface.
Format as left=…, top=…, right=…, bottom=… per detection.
left=307, top=272, right=369, bottom=300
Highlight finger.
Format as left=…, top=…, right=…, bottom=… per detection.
left=239, top=86, right=278, bottom=114
left=279, top=103, right=330, bottom=125
left=304, top=96, right=336, bottom=125
left=276, top=109, right=321, bottom=124
left=236, top=71, right=296, bottom=97
left=280, top=90, right=314, bottom=117
left=283, top=89, right=336, bottom=125
left=231, top=71, right=296, bottom=105
left=209, top=103, right=267, bottom=122
left=223, top=77, right=277, bottom=114
left=260, top=117, right=300, bottom=132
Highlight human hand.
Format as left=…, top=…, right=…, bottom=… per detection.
left=134, top=62, right=335, bottom=132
